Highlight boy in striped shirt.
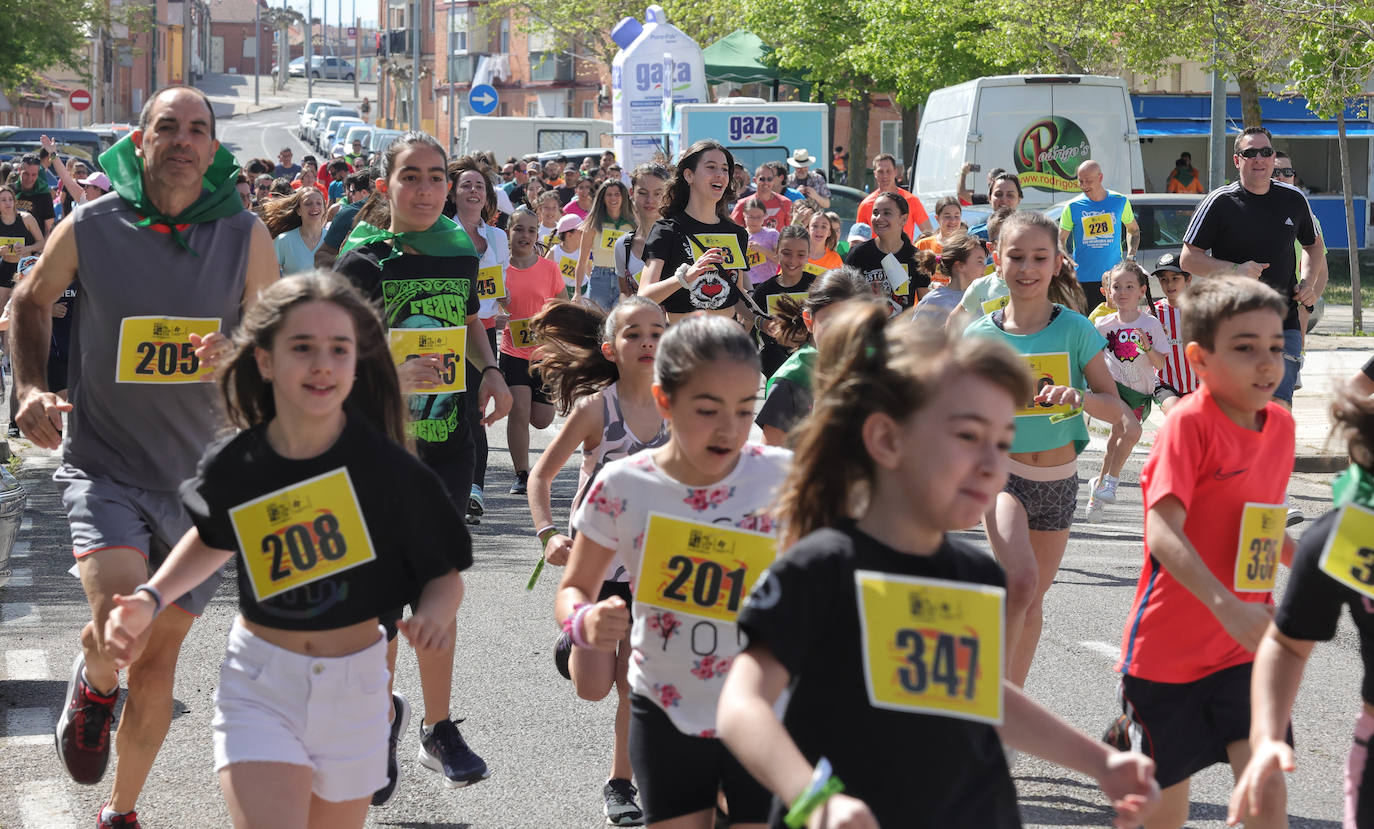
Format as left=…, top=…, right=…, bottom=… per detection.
left=1151, top=253, right=1199, bottom=414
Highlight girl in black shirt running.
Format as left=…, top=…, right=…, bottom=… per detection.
left=103, top=274, right=468, bottom=829
left=718, top=302, right=1159, bottom=829
left=843, top=190, right=928, bottom=314
left=639, top=140, right=751, bottom=324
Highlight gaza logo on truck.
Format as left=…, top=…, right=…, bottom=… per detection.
left=1013, top=117, right=1091, bottom=192
left=727, top=115, right=781, bottom=144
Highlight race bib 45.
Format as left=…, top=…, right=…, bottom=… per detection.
left=115, top=316, right=221, bottom=383
left=229, top=468, right=378, bottom=602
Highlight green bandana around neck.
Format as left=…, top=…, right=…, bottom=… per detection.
left=1333, top=463, right=1374, bottom=510
left=339, top=214, right=478, bottom=263
left=766, top=343, right=817, bottom=398
left=98, top=134, right=244, bottom=256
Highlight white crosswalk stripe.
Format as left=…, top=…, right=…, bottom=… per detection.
left=17, top=779, right=78, bottom=829
left=4, top=648, right=49, bottom=680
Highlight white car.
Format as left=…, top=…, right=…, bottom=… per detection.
left=297, top=99, right=341, bottom=139
left=322, top=118, right=365, bottom=156
left=307, top=106, right=358, bottom=146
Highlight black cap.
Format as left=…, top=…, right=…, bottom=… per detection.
left=1153, top=252, right=1188, bottom=276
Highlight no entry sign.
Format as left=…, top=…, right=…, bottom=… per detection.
left=69, top=89, right=91, bottom=111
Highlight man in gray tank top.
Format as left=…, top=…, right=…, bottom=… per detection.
left=10, top=85, right=278, bottom=828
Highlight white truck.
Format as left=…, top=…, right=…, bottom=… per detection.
left=457, top=116, right=613, bottom=159
left=913, top=75, right=1144, bottom=209
left=671, top=99, right=827, bottom=174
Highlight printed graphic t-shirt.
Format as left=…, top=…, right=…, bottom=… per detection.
left=1058, top=191, right=1135, bottom=283
left=1095, top=311, right=1169, bottom=395
left=335, top=242, right=480, bottom=457
left=644, top=213, right=749, bottom=315
left=572, top=444, right=792, bottom=737
left=740, top=524, right=1019, bottom=829
left=1116, top=385, right=1295, bottom=683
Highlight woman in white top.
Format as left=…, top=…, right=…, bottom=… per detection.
left=450, top=158, right=510, bottom=519
left=615, top=162, right=670, bottom=298
left=263, top=187, right=327, bottom=275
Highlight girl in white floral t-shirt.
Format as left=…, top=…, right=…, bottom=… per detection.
left=560, top=314, right=790, bottom=828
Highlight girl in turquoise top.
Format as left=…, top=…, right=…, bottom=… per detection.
left=964, top=210, right=1132, bottom=688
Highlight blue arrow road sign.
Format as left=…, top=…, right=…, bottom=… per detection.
left=468, top=84, right=499, bottom=115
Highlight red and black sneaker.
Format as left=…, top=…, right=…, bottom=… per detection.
left=96, top=807, right=142, bottom=828
left=55, top=653, right=118, bottom=785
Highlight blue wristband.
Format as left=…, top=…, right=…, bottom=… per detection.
left=133, top=583, right=163, bottom=616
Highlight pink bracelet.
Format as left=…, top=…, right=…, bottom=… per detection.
left=561, top=602, right=588, bottom=636
left=570, top=604, right=594, bottom=649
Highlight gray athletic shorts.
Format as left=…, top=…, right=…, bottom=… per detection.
left=1004, top=471, right=1080, bottom=532
left=55, top=464, right=220, bottom=615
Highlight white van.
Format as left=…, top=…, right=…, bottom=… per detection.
left=458, top=117, right=612, bottom=159
left=913, top=75, right=1144, bottom=209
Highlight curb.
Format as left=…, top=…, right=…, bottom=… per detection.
left=1295, top=454, right=1349, bottom=474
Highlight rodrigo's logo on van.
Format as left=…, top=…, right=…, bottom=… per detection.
left=727, top=115, right=780, bottom=144
left=1013, top=117, right=1091, bottom=192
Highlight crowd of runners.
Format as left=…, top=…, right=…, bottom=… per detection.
left=9, top=83, right=1374, bottom=829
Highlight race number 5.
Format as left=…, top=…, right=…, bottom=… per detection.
left=388, top=326, right=468, bottom=394
left=855, top=570, right=1004, bottom=724
left=115, top=316, right=222, bottom=384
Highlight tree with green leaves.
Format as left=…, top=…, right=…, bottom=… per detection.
left=476, top=0, right=732, bottom=67
left=0, top=0, right=129, bottom=92
left=1256, top=0, right=1374, bottom=332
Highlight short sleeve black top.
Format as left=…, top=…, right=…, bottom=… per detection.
left=335, top=242, right=480, bottom=458
left=1274, top=509, right=1374, bottom=704
left=181, top=413, right=472, bottom=631
left=1183, top=181, right=1318, bottom=330
left=14, top=187, right=54, bottom=231
left=844, top=237, right=928, bottom=310
left=752, top=272, right=814, bottom=351
left=644, top=212, right=749, bottom=314
left=738, top=524, right=1020, bottom=828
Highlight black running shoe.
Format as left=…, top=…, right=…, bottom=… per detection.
left=1102, top=713, right=1133, bottom=752
left=418, top=719, right=490, bottom=788
left=554, top=631, right=573, bottom=681
left=603, top=777, right=644, bottom=826
left=509, top=471, right=528, bottom=496
left=372, top=692, right=411, bottom=806
left=55, top=654, right=117, bottom=785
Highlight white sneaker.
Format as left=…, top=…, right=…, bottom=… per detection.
left=1286, top=503, right=1304, bottom=527
left=1092, top=476, right=1118, bottom=504
left=1085, top=494, right=1105, bottom=521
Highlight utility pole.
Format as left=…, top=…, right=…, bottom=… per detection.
left=410, top=0, right=420, bottom=132
left=322, top=0, right=327, bottom=59
left=447, top=0, right=454, bottom=155
left=382, top=2, right=390, bottom=127
left=353, top=12, right=360, bottom=100
left=254, top=0, right=261, bottom=104
left=307, top=0, right=314, bottom=98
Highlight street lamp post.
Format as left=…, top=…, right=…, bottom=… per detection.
left=254, top=0, right=261, bottom=105
left=306, top=0, right=313, bottom=98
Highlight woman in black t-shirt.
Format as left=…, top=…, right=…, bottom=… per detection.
left=638, top=140, right=751, bottom=324
left=844, top=190, right=928, bottom=314
left=103, top=274, right=470, bottom=829
left=718, top=302, right=1159, bottom=829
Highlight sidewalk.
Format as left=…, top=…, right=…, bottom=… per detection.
left=1087, top=303, right=1371, bottom=471
left=197, top=72, right=376, bottom=119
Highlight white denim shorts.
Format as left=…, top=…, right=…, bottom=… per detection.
left=212, top=619, right=390, bottom=802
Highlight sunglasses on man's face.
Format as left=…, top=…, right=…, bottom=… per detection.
left=1274, top=167, right=1295, bottom=177
left=1237, top=146, right=1275, bottom=159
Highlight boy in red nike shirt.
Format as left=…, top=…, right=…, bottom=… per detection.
left=1112, top=275, right=1296, bottom=829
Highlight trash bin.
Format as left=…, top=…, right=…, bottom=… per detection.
left=0, top=466, right=28, bottom=589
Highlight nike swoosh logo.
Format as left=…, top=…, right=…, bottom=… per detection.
left=1213, top=467, right=1247, bottom=481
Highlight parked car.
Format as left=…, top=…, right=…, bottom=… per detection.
left=319, top=117, right=365, bottom=155
left=368, top=128, right=405, bottom=158
left=338, top=125, right=374, bottom=160
left=0, top=128, right=106, bottom=167
left=296, top=99, right=341, bottom=137
left=305, top=106, right=357, bottom=146
left=309, top=56, right=356, bottom=81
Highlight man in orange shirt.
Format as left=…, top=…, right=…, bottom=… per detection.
left=855, top=153, right=932, bottom=239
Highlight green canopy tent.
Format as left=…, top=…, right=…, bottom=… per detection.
left=702, top=30, right=812, bottom=101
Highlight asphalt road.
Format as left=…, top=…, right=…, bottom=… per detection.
left=0, top=101, right=1358, bottom=829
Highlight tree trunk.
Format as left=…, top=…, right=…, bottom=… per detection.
left=1338, top=109, right=1363, bottom=332
left=849, top=89, right=871, bottom=192
left=900, top=101, right=919, bottom=184
left=1237, top=71, right=1263, bottom=128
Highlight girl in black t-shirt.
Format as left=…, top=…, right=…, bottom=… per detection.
left=843, top=190, right=928, bottom=314
left=103, top=274, right=469, bottom=829
left=1230, top=385, right=1374, bottom=827
left=639, top=140, right=751, bottom=324
left=749, top=225, right=814, bottom=378
left=718, top=302, right=1160, bottom=829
